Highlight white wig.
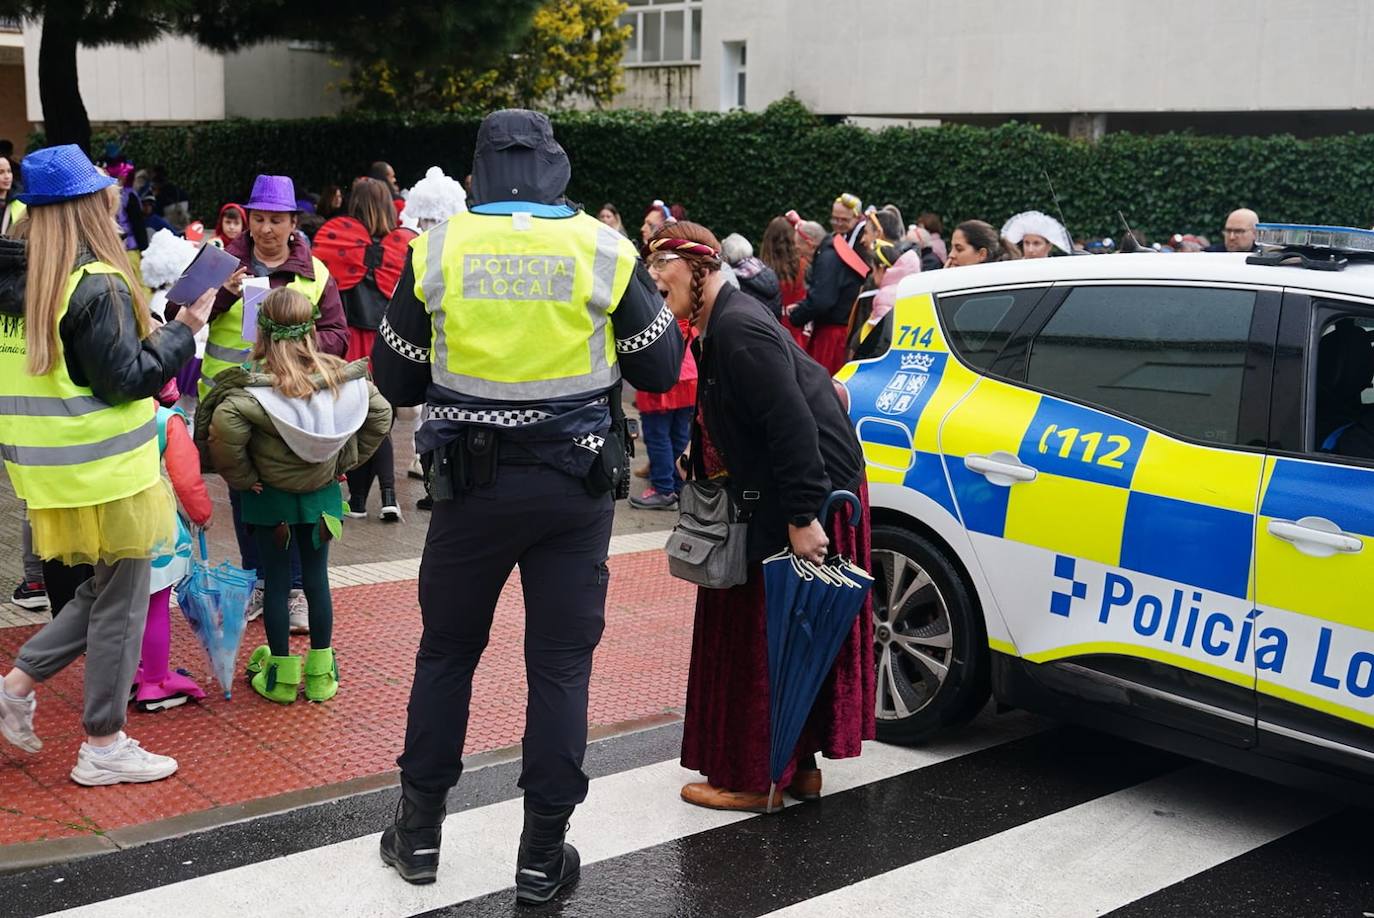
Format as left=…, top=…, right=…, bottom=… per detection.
left=140, top=228, right=199, bottom=291
left=400, top=166, right=468, bottom=231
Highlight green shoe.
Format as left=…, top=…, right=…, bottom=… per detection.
left=245, top=645, right=270, bottom=681
left=304, top=648, right=338, bottom=703
left=250, top=654, right=301, bottom=704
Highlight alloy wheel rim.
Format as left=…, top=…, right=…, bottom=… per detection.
left=871, top=548, right=953, bottom=720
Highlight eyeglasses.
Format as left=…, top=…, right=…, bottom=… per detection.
left=646, top=252, right=682, bottom=271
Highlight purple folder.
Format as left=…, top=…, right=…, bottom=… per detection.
left=166, top=244, right=240, bottom=307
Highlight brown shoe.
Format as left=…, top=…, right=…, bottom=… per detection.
left=633, top=462, right=650, bottom=479
left=787, top=768, right=822, bottom=801
left=680, top=782, right=784, bottom=813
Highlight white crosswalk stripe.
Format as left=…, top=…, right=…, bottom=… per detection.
left=30, top=712, right=1356, bottom=918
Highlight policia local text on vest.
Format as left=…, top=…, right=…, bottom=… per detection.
left=371, top=110, right=683, bottom=903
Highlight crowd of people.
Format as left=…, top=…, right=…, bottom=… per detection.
left=0, top=117, right=1278, bottom=905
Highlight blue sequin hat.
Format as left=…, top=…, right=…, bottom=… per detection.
left=16, top=145, right=116, bottom=206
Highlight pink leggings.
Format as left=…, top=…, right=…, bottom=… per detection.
left=140, top=588, right=175, bottom=685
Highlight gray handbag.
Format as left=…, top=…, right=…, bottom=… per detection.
left=666, top=480, right=749, bottom=589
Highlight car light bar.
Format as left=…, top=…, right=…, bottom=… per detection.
left=1255, top=223, right=1374, bottom=254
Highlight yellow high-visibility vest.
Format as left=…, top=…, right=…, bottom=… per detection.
left=409, top=210, right=638, bottom=401
left=199, top=256, right=330, bottom=399
left=0, top=262, right=159, bottom=509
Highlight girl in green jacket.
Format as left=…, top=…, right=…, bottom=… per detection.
left=201, top=287, right=391, bottom=704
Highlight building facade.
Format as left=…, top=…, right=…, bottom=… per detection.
left=617, top=0, right=1374, bottom=136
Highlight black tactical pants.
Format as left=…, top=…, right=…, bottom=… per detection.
left=397, top=464, right=614, bottom=810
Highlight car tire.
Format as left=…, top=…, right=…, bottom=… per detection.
left=871, top=525, right=991, bottom=745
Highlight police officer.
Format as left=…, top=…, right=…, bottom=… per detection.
left=372, top=110, right=683, bottom=904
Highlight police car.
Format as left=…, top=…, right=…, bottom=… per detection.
left=839, top=225, right=1374, bottom=799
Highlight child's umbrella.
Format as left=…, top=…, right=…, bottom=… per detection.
left=763, top=490, right=874, bottom=811
left=175, top=529, right=255, bottom=699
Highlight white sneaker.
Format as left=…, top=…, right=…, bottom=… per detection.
left=0, top=688, right=41, bottom=753
left=246, top=583, right=264, bottom=622
left=288, top=589, right=310, bottom=634
left=70, top=733, right=177, bottom=786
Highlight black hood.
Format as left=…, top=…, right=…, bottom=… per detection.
left=470, top=109, right=571, bottom=206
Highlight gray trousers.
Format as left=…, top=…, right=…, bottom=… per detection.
left=20, top=516, right=43, bottom=584
left=15, top=558, right=150, bottom=737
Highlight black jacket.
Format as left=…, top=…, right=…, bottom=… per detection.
left=0, top=238, right=193, bottom=404
left=696, top=285, right=864, bottom=563
left=789, top=235, right=867, bottom=328
left=732, top=256, right=782, bottom=318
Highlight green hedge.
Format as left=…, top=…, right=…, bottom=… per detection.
left=89, top=98, right=1374, bottom=242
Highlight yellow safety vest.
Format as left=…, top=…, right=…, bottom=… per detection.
left=1, top=200, right=25, bottom=236
left=0, top=262, right=159, bottom=510
left=409, top=210, right=638, bottom=401
left=199, top=256, right=330, bottom=399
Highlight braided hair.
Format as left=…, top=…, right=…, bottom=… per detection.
left=647, top=220, right=722, bottom=328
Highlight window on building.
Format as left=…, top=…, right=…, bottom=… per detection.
left=1026, top=285, right=1256, bottom=445
left=619, top=0, right=704, bottom=66
left=722, top=41, right=747, bottom=110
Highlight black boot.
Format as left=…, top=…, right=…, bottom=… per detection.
left=515, top=803, right=580, bottom=905
left=379, top=780, right=446, bottom=884
left=380, top=487, right=402, bottom=523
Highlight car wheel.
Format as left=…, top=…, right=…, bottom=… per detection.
left=871, top=525, right=990, bottom=744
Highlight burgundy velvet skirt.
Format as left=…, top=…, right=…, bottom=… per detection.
left=680, top=482, right=876, bottom=792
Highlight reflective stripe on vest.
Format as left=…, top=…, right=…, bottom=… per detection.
left=0, top=262, right=160, bottom=509
left=411, top=211, right=637, bottom=401
left=199, top=256, right=330, bottom=397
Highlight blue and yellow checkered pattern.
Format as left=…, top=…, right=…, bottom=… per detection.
left=942, top=384, right=1262, bottom=600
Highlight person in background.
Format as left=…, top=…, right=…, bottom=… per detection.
left=397, top=166, right=469, bottom=506
left=1001, top=211, right=1072, bottom=259
left=873, top=208, right=910, bottom=254
left=916, top=212, right=948, bottom=264
left=107, top=163, right=148, bottom=269
left=201, top=287, right=389, bottom=704
left=0, top=144, right=215, bottom=784
left=141, top=229, right=203, bottom=396
left=629, top=294, right=698, bottom=510
left=597, top=203, right=625, bottom=235
left=315, top=176, right=412, bottom=522
left=317, top=185, right=345, bottom=221
left=640, top=199, right=677, bottom=253
left=140, top=194, right=181, bottom=242
left=789, top=193, right=870, bottom=375
left=369, top=161, right=406, bottom=218
left=945, top=219, right=1010, bottom=267
left=721, top=233, right=781, bottom=317
left=133, top=394, right=212, bottom=712
left=168, top=174, right=348, bottom=635
left=208, top=203, right=246, bottom=250
left=0, top=156, right=23, bottom=236
left=1207, top=208, right=1260, bottom=253
left=760, top=216, right=808, bottom=348
left=13, top=519, right=48, bottom=611
left=645, top=220, right=873, bottom=812
left=848, top=238, right=920, bottom=362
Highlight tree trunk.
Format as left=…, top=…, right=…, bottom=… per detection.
left=38, top=11, right=90, bottom=152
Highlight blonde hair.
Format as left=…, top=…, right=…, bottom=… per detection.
left=22, top=189, right=150, bottom=375
left=250, top=287, right=347, bottom=399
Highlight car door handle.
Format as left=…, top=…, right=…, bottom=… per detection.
left=964, top=452, right=1037, bottom=486
left=1267, top=517, right=1363, bottom=558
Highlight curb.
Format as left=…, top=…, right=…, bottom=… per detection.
left=0, top=711, right=684, bottom=875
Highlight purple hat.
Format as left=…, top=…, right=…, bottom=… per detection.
left=244, top=175, right=299, bottom=213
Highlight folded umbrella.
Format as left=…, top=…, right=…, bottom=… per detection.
left=763, top=490, right=874, bottom=811
left=175, top=530, right=255, bottom=699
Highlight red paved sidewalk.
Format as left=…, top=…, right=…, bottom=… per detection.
left=0, top=550, right=695, bottom=847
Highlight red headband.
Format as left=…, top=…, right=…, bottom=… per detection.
left=648, top=237, right=720, bottom=259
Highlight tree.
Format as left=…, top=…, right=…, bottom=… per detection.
left=0, top=0, right=545, bottom=152
left=343, top=0, right=631, bottom=113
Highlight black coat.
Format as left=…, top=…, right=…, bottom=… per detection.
left=789, top=234, right=866, bottom=327
left=732, top=256, right=782, bottom=318
left=0, top=238, right=193, bottom=404
left=695, top=285, right=864, bottom=563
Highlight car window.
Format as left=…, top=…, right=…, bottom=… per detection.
left=936, top=288, right=1045, bottom=370
left=1025, top=285, right=1257, bottom=445
left=1311, top=309, right=1374, bottom=461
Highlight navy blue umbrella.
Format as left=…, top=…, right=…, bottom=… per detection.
left=763, top=491, right=873, bottom=810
